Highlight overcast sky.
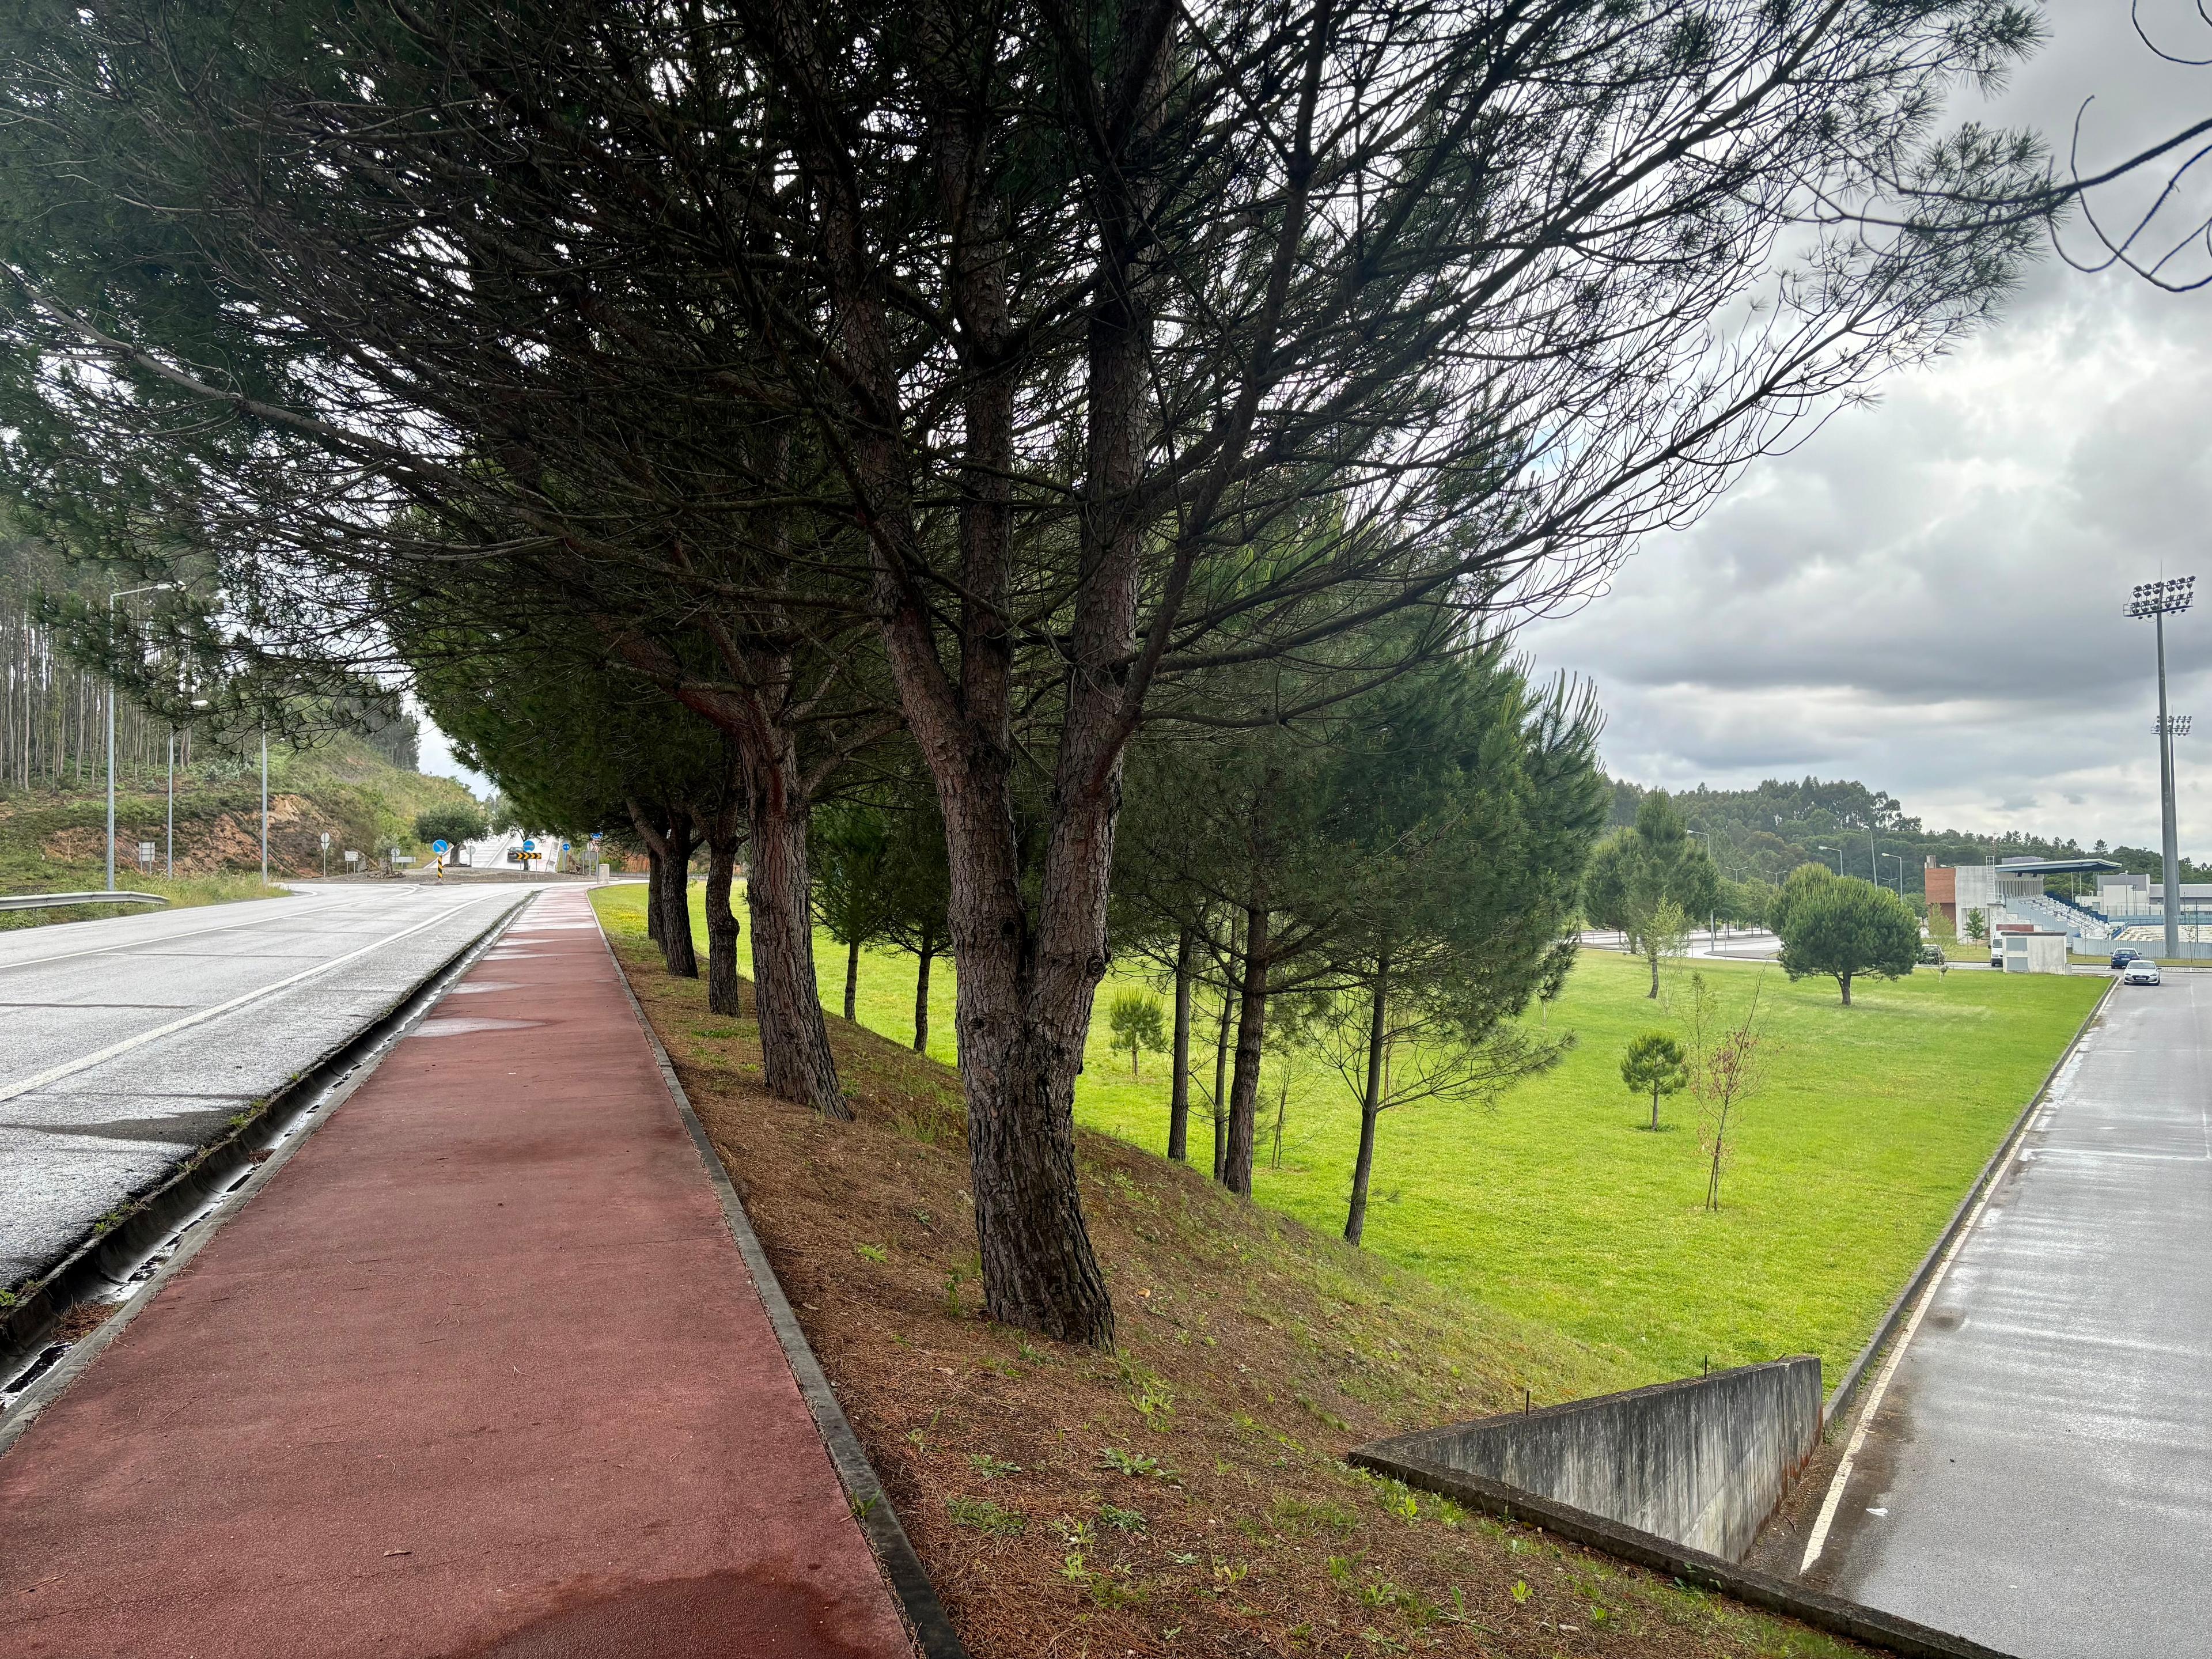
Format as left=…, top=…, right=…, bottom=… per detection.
left=418, top=6, right=2210, bottom=851
left=1523, top=0, right=2212, bottom=853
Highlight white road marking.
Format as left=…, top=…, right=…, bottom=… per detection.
left=1800, top=1103, right=2043, bottom=1572
left=0, top=896, right=357, bottom=977
left=0, top=895, right=515, bottom=1105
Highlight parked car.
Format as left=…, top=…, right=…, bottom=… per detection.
left=2123, top=959, right=2162, bottom=986
left=1916, top=943, right=1946, bottom=965
left=1990, top=948, right=2006, bottom=969
left=2110, top=947, right=2141, bottom=970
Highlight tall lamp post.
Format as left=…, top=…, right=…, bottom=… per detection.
left=2158, top=711, right=2192, bottom=945
left=1879, top=852, right=1906, bottom=897
left=1687, top=828, right=1717, bottom=943
left=106, top=581, right=179, bottom=892
left=1817, top=844, right=1841, bottom=874
left=2128, top=577, right=2194, bottom=960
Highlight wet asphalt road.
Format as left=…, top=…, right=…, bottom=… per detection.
left=1810, top=974, right=2212, bottom=1657
left=0, top=884, right=535, bottom=1290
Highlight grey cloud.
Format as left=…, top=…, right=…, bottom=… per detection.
left=1522, top=1, right=2212, bottom=855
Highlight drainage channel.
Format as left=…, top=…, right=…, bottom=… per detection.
left=0, top=893, right=535, bottom=1430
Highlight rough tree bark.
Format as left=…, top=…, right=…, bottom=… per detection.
left=1166, top=923, right=1194, bottom=1162
left=627, top=798, right=697, bottom=978
left=843, top=937, right=861, bottom=1022
left=775, top=0, right=1180, bottom=1344
left=660, top=810, right=699, bottom=978
left=1344, top=950, right=1391, bottom=1247
left=699, top=797, right=745, bottom=1019
left=1210, top=980, right=1233, bottom=1182
left=742, top=755, right=849, bottom=1119
left=1222, top=903, right=1271, bottom=1197
left=912, top=926, right=937, bottom=1053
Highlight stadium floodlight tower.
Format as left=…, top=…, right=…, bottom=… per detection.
left=2128, top=577, right=2195, bottom=959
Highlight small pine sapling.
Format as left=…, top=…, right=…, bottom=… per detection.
left=1107, top=989, right=1169, bottom=1078
left=1619, top=1030, right=1689, bottom=1131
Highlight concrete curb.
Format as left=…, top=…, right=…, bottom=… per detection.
left=1359, top=1357, right=1822, bottom=1562
left=1350, top=1448, right=2022, bottom=1659
left=1821, top=973, right=2118, bottom=1431
left=0, top=891, right=534, bottom=1454
left=598, top=924, right=967, bottom=1659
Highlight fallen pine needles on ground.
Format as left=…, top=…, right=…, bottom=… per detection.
left=603, top=921, right=1863, bottom=1659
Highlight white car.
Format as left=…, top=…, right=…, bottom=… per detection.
left=2123, top=959, right=2162, bottom=986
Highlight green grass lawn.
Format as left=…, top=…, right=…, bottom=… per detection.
left=600, top=882, right=2103, bottom=1391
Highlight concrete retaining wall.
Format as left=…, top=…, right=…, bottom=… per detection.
left=1359, top=1357, right=1821, bottom=1561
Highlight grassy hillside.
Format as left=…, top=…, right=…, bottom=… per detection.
left=597, top=888, right=1863, bottom=1659
left=662, top=888, right=2099, bottom=1391
left=0, top=731, right=480, bottom=894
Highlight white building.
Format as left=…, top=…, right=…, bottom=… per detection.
left=1998, top=931, right=2069, bottom=975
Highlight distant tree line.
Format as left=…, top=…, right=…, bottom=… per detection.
left=1599, top=775, right=2199, bottom=897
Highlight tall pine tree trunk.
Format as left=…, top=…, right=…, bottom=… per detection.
left=743, top=764, right=847, bottom=1119
left=1211, top=978, right=1233, bottom=1181
left=1221, top=904, right=1271, bottom=1196
left=1344, top=950, right=1391, bottom=1246
left=1166, top=923, right=1194, bottom=1162
left=702, top=810, right=744, bottom=1018
left=912, top=932, right=935, bottom=1053
left=658, top=812, right=699, bottom=979
left=844, top=937, right=861, bottom=1021
left=628, top=799, right=696, bottom=976
left=800, top=14, right=1171, bottom=1346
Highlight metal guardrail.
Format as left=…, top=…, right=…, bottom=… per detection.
left=0, top=891, right=172, bottom=912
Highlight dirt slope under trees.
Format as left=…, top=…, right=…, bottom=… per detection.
left=608, top=931, right=1865, bottom=1659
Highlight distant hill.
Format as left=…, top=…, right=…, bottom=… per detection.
left=0, top=730, right=481, bottom=892
left=1601, top=774, right=2197, bottom=898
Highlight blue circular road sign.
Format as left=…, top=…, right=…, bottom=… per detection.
left=431, top=839, right=450, bottom=856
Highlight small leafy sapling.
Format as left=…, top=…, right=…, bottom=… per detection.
left=1685, top=971, right=1770, bottom=1211
left=1965, top=908, right=1987, bottom=943
left=1107, top=990, right=1169, bottom=1079
left=1619, top=1031, right=1690, bottom=1131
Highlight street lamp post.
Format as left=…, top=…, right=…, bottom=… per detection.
left=106, top=582, right=178, bottom=892
left=1687, top=828, right=1717, bottom=942
left=2128, top=578, right=2195, bottom=960
left=1817, top=844, right=1841, bottom=874
left=1879, top=852, right=1906, bottom=897
left=260, top=726, right=269, bottom=886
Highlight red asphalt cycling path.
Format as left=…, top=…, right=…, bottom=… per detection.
left=0, top=888, right=914, bottom=1658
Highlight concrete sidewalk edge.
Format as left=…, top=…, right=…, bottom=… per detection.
left=0, top=892, right=535, bottom=1458
left=599, top=924, right=969, bottom=1659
